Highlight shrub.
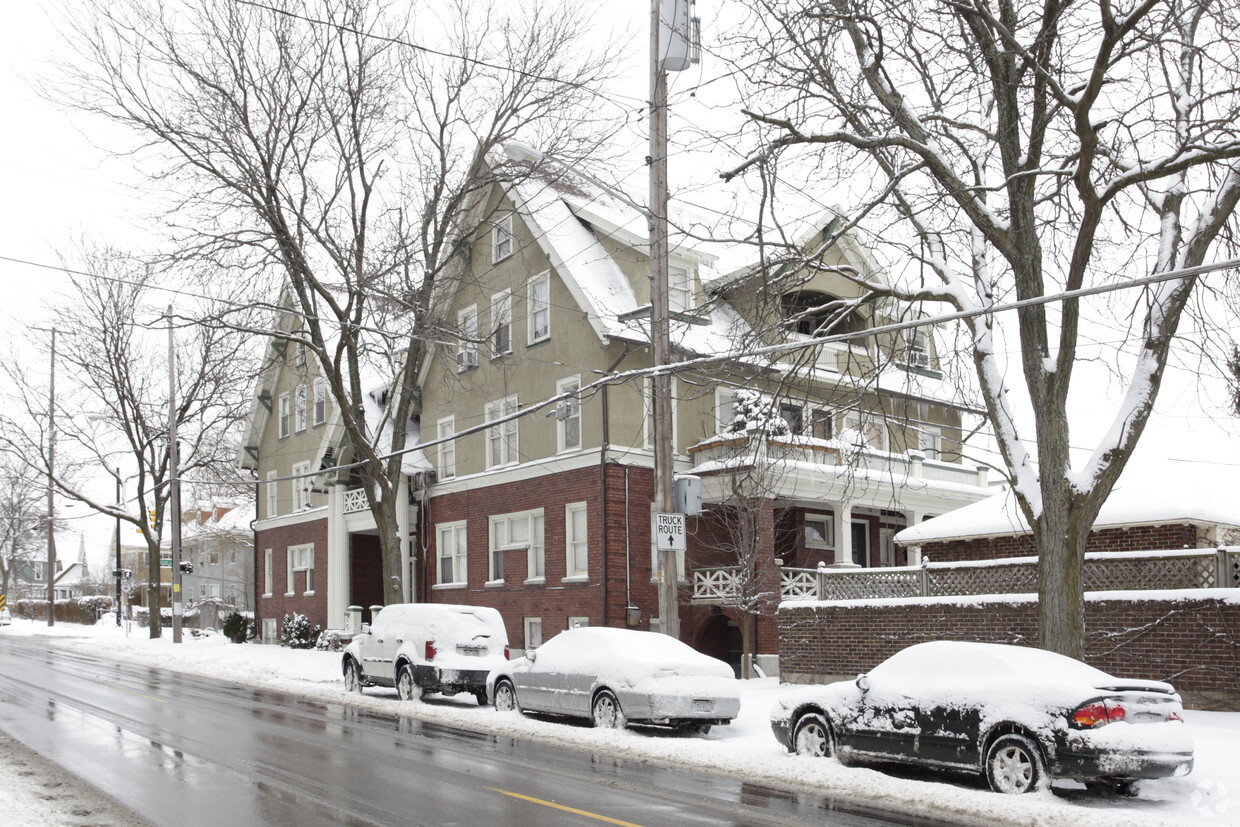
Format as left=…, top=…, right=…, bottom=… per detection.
left=222, top=611, right=251, bottom=644
left=280, top=613, right=321, bottom=649
left=315, top=630, right=343, bottom=652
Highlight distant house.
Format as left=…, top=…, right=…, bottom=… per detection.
left=181, top=503, right=256, bottom=610
left=896, top=463, right=1240, bottom=562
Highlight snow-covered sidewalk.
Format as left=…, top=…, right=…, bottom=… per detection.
left=1, top=618, right=1236, bottom=827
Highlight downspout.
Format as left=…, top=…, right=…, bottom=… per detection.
left=599, top=344, right=630, bottom=628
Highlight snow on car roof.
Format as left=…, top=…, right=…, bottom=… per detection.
left=536, top=627, right=734, bottom=682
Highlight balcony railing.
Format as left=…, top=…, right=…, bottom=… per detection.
left=343, top=488, right=369, bottom=514
left=690, top=547, right=1240, bottom=605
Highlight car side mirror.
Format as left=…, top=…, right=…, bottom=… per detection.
left=361, top=623, right=370, bottom=635
left=526, top=649, right=537, bottom=663
left=855, top=673, right=870, bottom=692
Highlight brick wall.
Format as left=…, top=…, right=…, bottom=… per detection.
left=254, top=516, right=328, bottom=636
left=779, top=595, right=1240, bottom=710
left=422, top=463, right=661, bottom=649
left=919, top=523, right=1201, bottom=563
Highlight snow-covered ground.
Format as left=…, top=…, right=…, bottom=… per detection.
left=2, top=617, right=1236, bottom=827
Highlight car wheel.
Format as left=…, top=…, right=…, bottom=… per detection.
left=985, top=734, right=1045, bottom=794
left=493, top=680, right=519, bottom=713
left=343, top=658, right=364, bottom=694
left=396, top=665, right=422, bottom=702
left=591, top=689, right=625, bottom=729
left=792, top=712, right=833, bottom=758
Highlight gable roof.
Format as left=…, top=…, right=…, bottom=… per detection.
left=896, top=461, right=1240, bottom=545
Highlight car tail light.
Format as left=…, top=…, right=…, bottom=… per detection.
left=504, top=644, right=510, bottom=660
left=1169, top=709, right=1183, bottom=722
left=425, top=640, right=437, bottom=661
left=1072, top=699, right=1127, bottom=728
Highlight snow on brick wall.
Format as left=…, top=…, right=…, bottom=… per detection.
left=779, top=596, right=1240, bottom=711
left=918, top=523, right=1200, bottom=563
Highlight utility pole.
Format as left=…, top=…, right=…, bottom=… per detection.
left=46, top=328, right=57, bottom=627
left=168, top=305, right=183, bottom=644
left=650, top=0, right=677, bottom=639
left=114, top=468, right=122, bottom=627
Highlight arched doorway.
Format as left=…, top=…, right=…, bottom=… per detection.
left=695, top=613, right=743, bottom=677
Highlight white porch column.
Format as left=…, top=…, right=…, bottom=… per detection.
left=904, top=509, right=923, bottom=566
left=832, top=502, right=856, bottom=567
left=327, top=485, right=350, bottom=629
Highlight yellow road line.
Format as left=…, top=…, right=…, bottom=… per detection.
left=485, top=787, right=645, bottom=827
left=117, top=687, right=168, bottom=704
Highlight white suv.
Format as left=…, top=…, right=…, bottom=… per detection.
left=342, top=604, right=509, bottom=704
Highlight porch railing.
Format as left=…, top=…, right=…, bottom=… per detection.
left=691, top=547, right=1240, bottom=604
left=343, top=488, right=369, bottom=514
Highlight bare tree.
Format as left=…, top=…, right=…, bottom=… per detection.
left=0, top=455, right=50, bottom=605
left=52, top=0, right=621, bottom=606
left=0, top=247, right=255, bottom=637
left=718, top=0, right=1240, bottom=658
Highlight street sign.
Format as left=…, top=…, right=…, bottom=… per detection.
left=159, top=558, right=172, bottom=567
left=655, top=512, right=686, bottom=551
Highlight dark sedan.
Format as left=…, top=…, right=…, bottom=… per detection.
left=771, top=641, right=1193, bottom=794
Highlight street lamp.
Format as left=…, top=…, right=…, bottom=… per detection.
left=503, top=139, right=678, bottom=638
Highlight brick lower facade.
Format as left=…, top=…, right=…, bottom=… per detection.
left=779, top=595, right=1240, bottom=711
left=254, top=516, right=328, bottom=639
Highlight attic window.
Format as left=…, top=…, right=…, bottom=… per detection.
left=781, top=291, right=866, bottom=339
left=493, top=214, right=514, bottom=263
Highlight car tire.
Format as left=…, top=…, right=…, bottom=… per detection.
left=396, top=664, right=422, bottom=702
left=472, top=688, right=489, bottom=707
left=792, top=712, right=833, bottom=758
left=591, top=689, right=625, bottom=729
left=343, top=658, right=364, bottom=694
left=985, top=733, right=1045, bottom=794
left=493, top=680, right=519, bottom=713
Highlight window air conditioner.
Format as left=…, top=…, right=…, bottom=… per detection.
left=456, top=350, right=478, bottom=370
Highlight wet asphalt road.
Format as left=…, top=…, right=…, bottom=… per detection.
left=0, top=638, right=954, bottom=827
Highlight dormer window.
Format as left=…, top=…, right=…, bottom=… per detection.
left=669, top=264, right=690, bottom=313
left=781, top=291, right=866, bottom=339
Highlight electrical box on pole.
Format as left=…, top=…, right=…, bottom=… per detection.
left=659, top=0, right=701, bottom=72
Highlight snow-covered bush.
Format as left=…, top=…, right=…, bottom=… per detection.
left=315, top=630, right=343, bottom=652
left=280, top=613, right=321, bottom=649
left=727, top=389, right=791, bottom=437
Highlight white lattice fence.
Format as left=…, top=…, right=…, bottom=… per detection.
left=928, top=563, right=1037, bottom=596
left=343, top=488, right=368, bottom=514
left=1083, top=554, right=1217, bottom=590
left=781, top=569, right=818, bottom=600
left=692, top=567, right=742, bottom=601
left=819, top=569, right=921, bottom=601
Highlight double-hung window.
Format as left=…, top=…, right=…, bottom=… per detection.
left=918, top=425, right=942, bottom=459
left=457, top=305, right=478, bottom=371
left=811, top=408, right=834, bottom=440
left=436, top=522, right=467, bottom=586
left=485, top=395, right=519, bottom=468
left=493, top=214, right=514, bottom=262
left=437, top=417, right=456, bottom=480
left=556, top=376, right=582, bottom=452
left=805, top=514, right=835, bottom=550
left=715, top=387, right=736, bottom=435
left=313, top=377, right=327, bottom=425
left=278, top=392, right=291, bottom=439
left=528, top=272, right=550, bottom=343
left=491, top=290, right=512, bottom=357
left=489, top=510, right=544, bottom=583
left=287, top=543, right=314, bottom=594
left=295, top=385, right=307, bottom=432
left=265, top=470, right=278, bottom=518
left=668, top=264, right=690, bottom=314
left=566, top=502, right=588, bottom=579
left=263, top=549, right=273, bottom=597
left=292, top=460, right=312, bottom=510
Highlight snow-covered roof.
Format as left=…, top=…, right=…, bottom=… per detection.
left=896, top=461, right=1240, bottom=545
left=361, top=377, right=431, bottom=476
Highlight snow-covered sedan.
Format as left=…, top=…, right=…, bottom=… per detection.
left=771, top=641, right=1193, bottom=794
left=488, top=627, right=740, bottom=734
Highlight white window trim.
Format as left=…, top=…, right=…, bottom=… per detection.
left=263, top=549, right=273, bottom=597
left=918, top=425, right=942, bottom=460
left=287, top=543, right=314, bottom=596
left=292, top=461, right=312, bottom=511
left=565, top=501, right=588, bottom=580
left=485, top=395, right=519, bottom=469
left=568, top=616, right=590, bottom=629
left=313, top=377, right=327, bottom=426
left=527, top=271, right=550, bottom=344
left=555, top=376, right=582, bottom=453
left=489, top=509, right=544, bottom=583
left=295, top=385, right=307, bottom=433
left=265, top=470, right=278, bottom=519
left=457, top=304, right=478, bottom=372
left=524, top=616, right=543, bottom=650
left=435, top=521, right=468, bottom=587
left=278, top=392, right=291, bottom=439
left=668, top=263, right=691, bottom=314
left=492, top=214, right=514, bottom=263
left=715, top=387, right=736, bottom=436
left=491, top=289, right=512, bottom=357
left=804, top=512, right=835, bottom=550
left=437, top=416, right=456, bottom=480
